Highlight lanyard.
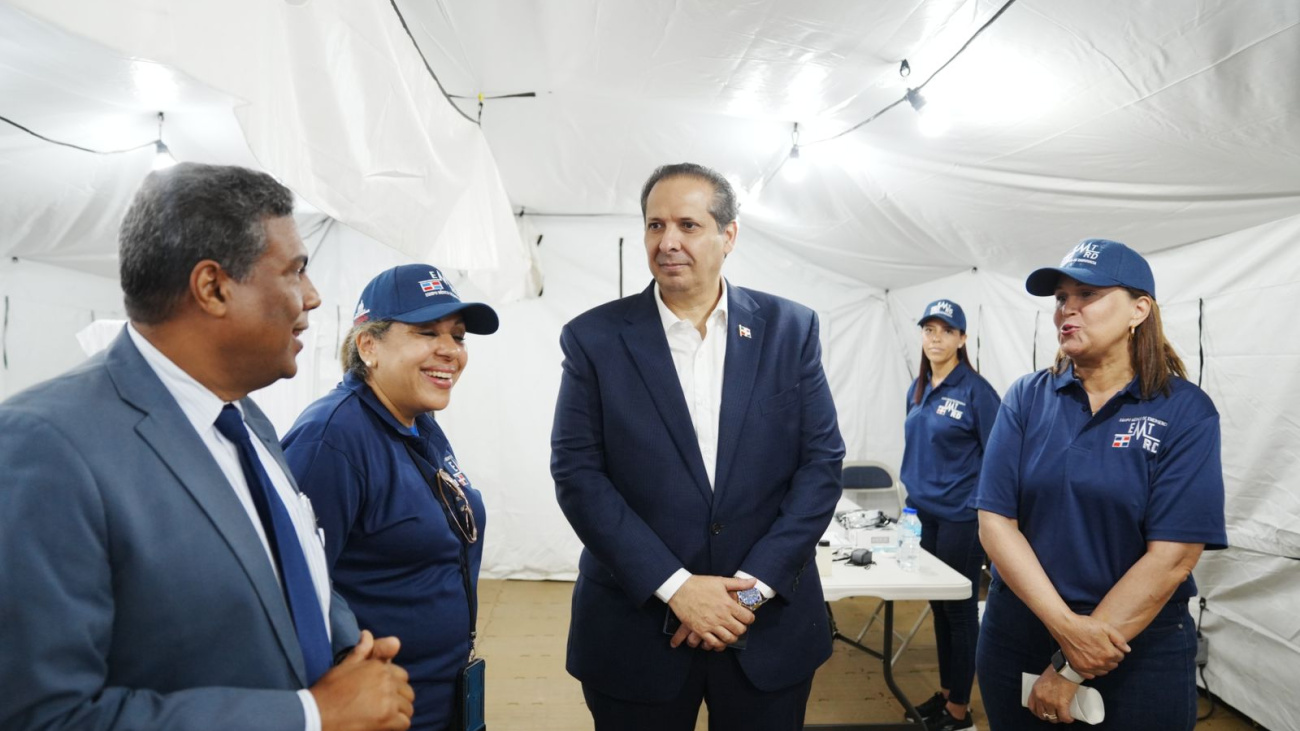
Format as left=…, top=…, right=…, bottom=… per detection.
left=403, top=440, right=478, bottom=661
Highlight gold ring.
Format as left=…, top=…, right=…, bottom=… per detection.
left=1044, top=712, right=1057, bottom=721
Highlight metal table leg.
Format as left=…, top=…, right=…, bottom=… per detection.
left=808, top=601, right=928, bottom=731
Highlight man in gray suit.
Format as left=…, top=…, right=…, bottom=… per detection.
left=0, top=163, right=414, bottom=731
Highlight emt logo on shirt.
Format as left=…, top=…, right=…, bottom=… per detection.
left=936, top=397, right=966, bottom=420
left=1113, top=415, right=1167, bottom=454
left=444, top=454, right=469, bottom=486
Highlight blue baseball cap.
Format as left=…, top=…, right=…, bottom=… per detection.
left=917, top=299, right=966, bottom=331
left=1026, top=239, right=1156, bottom=299
left=352, top=264, right=499, bottom=334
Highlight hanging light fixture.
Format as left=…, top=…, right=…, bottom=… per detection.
left=906, top=88, right=949, bottom=137
left=783, top=122, right=807, bottom=181
left=151, top=112, right=176, bottom=171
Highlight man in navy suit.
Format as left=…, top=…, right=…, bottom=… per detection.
left=0, top=163, right=413, bottom=731
left=552, top=163, right=845, bottom=729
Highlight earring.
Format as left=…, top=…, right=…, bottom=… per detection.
left=1129, top=325, right=1136, bottom=338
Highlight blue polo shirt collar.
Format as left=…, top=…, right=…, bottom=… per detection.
left=342, top=371, right=437, bottom=438
left=921, top=361, right=971, bottom=403
left=939, top=361, right=971, bottom=388
left=1051, top=363, right=1144, bottom=401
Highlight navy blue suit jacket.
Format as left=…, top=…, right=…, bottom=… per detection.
left=551, top=282, right=845, bottom=702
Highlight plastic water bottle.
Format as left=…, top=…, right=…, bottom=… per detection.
left=898, top=507, right=921, bottom=572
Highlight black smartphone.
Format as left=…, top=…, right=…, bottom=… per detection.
left=662, top=608, right=747, bottom=649
left=458, top=657, right=486, bottom=731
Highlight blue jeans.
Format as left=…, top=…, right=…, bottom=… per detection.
left=915, top=509, right=983, bottom=705
left=977, top=578, right=1198, bottom=730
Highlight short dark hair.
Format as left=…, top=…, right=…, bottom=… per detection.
left=639, top=163, right=738, bottom=233
left=119, top=162, right=295, bottom=324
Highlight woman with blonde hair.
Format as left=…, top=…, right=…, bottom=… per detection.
left=283, top=264, right=498, bottom=731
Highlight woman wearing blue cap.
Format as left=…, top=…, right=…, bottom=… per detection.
left=898, top=299, right=1000, bottom=731
left=282, top=264, right=499, bottom=731
left=974, top=240, right=1227, bottom=730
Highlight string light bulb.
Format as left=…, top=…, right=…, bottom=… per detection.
left=899, top=59, right=911, bottom=78
left=906, top=88, right=949, bottom=137
left=151, top=112, right=176, bottom=170
left=783, top=122, right=807, bottom=181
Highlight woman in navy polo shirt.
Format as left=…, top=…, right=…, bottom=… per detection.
left=282, top=264, right=498, bottom=731
left=899, top=299, right=1000, bottom=731
left=974, top=240, right=1227, bottom=730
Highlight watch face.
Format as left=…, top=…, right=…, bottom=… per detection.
left=738, top=588, right=763, bottom=608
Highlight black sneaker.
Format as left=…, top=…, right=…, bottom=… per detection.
left=927, top=706, right=975, bottom=731
left=905, top=692, right=947, bottom=722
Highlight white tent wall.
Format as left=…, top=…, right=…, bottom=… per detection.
left=1154, top=212, right=1300, bottom=731
left=0, top=258, right=124, bottom=399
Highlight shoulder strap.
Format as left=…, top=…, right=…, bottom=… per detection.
left=402, top=441, right=478, bottom=660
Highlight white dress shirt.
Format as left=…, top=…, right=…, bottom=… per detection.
left=128, top=325, right=328, bottom=731
left=649, top=283, right=774, bottom=604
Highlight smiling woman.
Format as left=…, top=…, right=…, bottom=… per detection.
left=281, top=264, right=499, bottom=731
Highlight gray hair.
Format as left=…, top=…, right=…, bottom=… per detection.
left=119, top=162, right=295, bottom=324
left=639, top=163, right=738, bottom=232
left=340, top=320, right=395, bottom=380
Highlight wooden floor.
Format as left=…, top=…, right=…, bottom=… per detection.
left=477, top=579, right=1258, bottom=730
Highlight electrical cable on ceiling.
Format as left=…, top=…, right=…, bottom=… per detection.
left=448, top=91, right=538, bottom=124
left=805, top=0, right=1020, bottom=146
left=737, top=0, right=1020, bottom=200
left=0, top=113, right=158, bottom=155
left=388, top=0, right=480, bottom=126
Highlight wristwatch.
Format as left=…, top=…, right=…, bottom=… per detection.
left=736, top=587, right=767, bottom=611
left=1051, top=649, right=1085, bottom=684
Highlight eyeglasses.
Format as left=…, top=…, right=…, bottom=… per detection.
left=435, top=469, right=478, bottom=545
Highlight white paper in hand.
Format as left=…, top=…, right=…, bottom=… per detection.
left=1020, top=673, right=1106, bottom=724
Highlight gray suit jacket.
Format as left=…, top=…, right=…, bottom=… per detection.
left=0, top=329, right=359, bottom=731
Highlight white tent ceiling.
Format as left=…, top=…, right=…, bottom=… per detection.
left=399, top=0, right=1300, bottom=288
left=4, top=0, right=1298, bottom=289
left=2, top=3, right=1299, bottom=730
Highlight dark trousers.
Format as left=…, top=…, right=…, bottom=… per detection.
left=582, top=649, right=813, bottom=731
left=916, top=508, right=983, bottom=706
left=977, top=578, right=1198, bottom=731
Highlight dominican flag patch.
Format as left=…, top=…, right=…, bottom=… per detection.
left=1112, top=434, right=1132, bottom=448
left=738, top=324, right=752, bottom=339
left=419, top=273, right=445, bottom=296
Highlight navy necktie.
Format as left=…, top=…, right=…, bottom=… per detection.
left=214, top=404, right=332, bottom=685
